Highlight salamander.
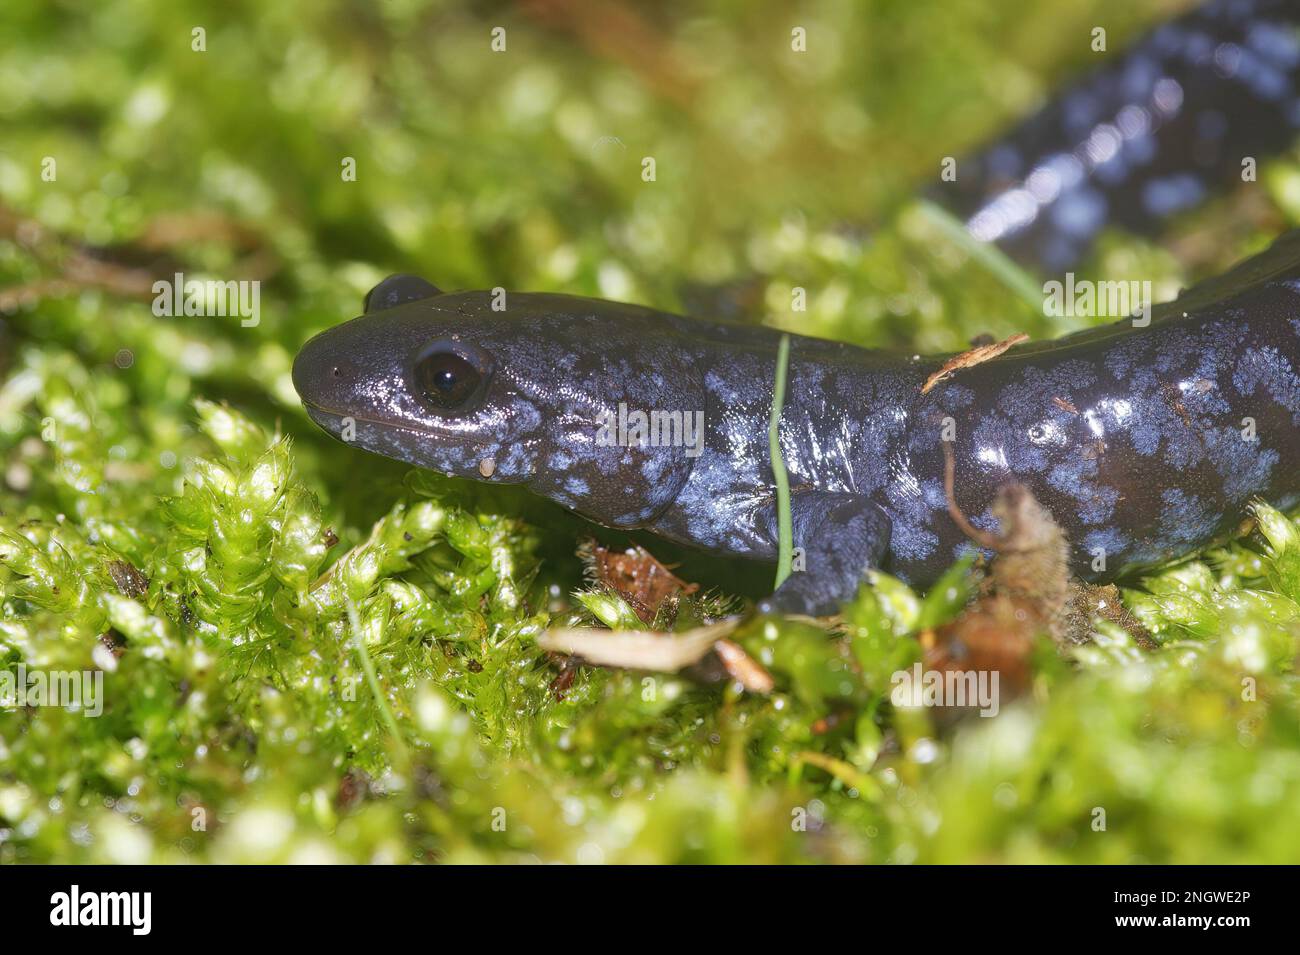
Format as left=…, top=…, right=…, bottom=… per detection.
left=938, top=0, right=1300, bottom=271
left=292, top=1, right=1300, bottom=616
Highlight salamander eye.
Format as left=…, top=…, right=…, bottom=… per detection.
left=413, top=343, right=491, bottom=412
left=365, top=274, right=442, bottom=313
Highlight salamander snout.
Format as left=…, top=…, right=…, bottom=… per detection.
left=292, top=273, right=447, bottom=419
left=291, top=286, right=554, bottom=483
left=291, top=327, right=353, bottom=419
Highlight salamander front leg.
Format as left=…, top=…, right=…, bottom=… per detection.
left=757, top=492, right=891, bottom=617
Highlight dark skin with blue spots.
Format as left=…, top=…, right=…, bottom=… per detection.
left=293, top=1, right=1300, bottom=617
left=939, top=0, right=1300, bottom=273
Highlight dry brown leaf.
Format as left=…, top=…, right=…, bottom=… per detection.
left=579, top=539, right=698, bottom=625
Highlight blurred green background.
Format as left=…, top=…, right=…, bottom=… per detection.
left=2, top=0, right=1300, bottom=864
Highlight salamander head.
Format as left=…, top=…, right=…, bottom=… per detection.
left=292, top=275, right=705, bottom=527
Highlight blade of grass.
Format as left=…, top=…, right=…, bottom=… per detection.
left=913, top=198, right=1044, bottom=312
left=345, top=595, right=411, bottom=771
left=770, top=333, right=793, bottom=590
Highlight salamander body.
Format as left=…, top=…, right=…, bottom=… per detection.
left=940, top=0, right=1300, bottom=271
left=293, top=239, right=1300, bottom=614
left=293, top=1, right=1300, bottom=615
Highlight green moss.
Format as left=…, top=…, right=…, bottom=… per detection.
left=2, top=0, right=1300, bottom=863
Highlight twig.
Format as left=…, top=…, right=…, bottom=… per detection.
left=922, top=332, right=1029, bottom=395
left=943, top=440, right=1004, bottom=551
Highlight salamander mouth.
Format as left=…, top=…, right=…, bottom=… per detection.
left=300, top=399, right=529, bottom=485
left=300, top=400, right=453, bottom=442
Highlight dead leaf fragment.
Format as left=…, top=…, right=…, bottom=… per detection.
left=539, top=619, right=740, bottom=673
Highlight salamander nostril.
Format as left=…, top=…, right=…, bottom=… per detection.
left=332, top=366, right=342, bottom=378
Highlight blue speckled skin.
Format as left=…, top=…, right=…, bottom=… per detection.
left=293, top=233, right=1300, bottom=615
left=292, top=0, right=1300, bottom=615
left=938, top=0, right=1300, bottom=271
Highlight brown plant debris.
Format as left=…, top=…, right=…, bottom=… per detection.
left=1064, top=582, right=1157, bottom=650
left=579, top=538, right=697, bottom=625
left=106, top=558, right=150, bottom=600
left=930, top=469, right=1157, bottom=718
left=570, top=539, right=772, bottom=690
left=921, top=333, right=1029, bottom=395
left=927, top=482, right=1071, bottom=706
